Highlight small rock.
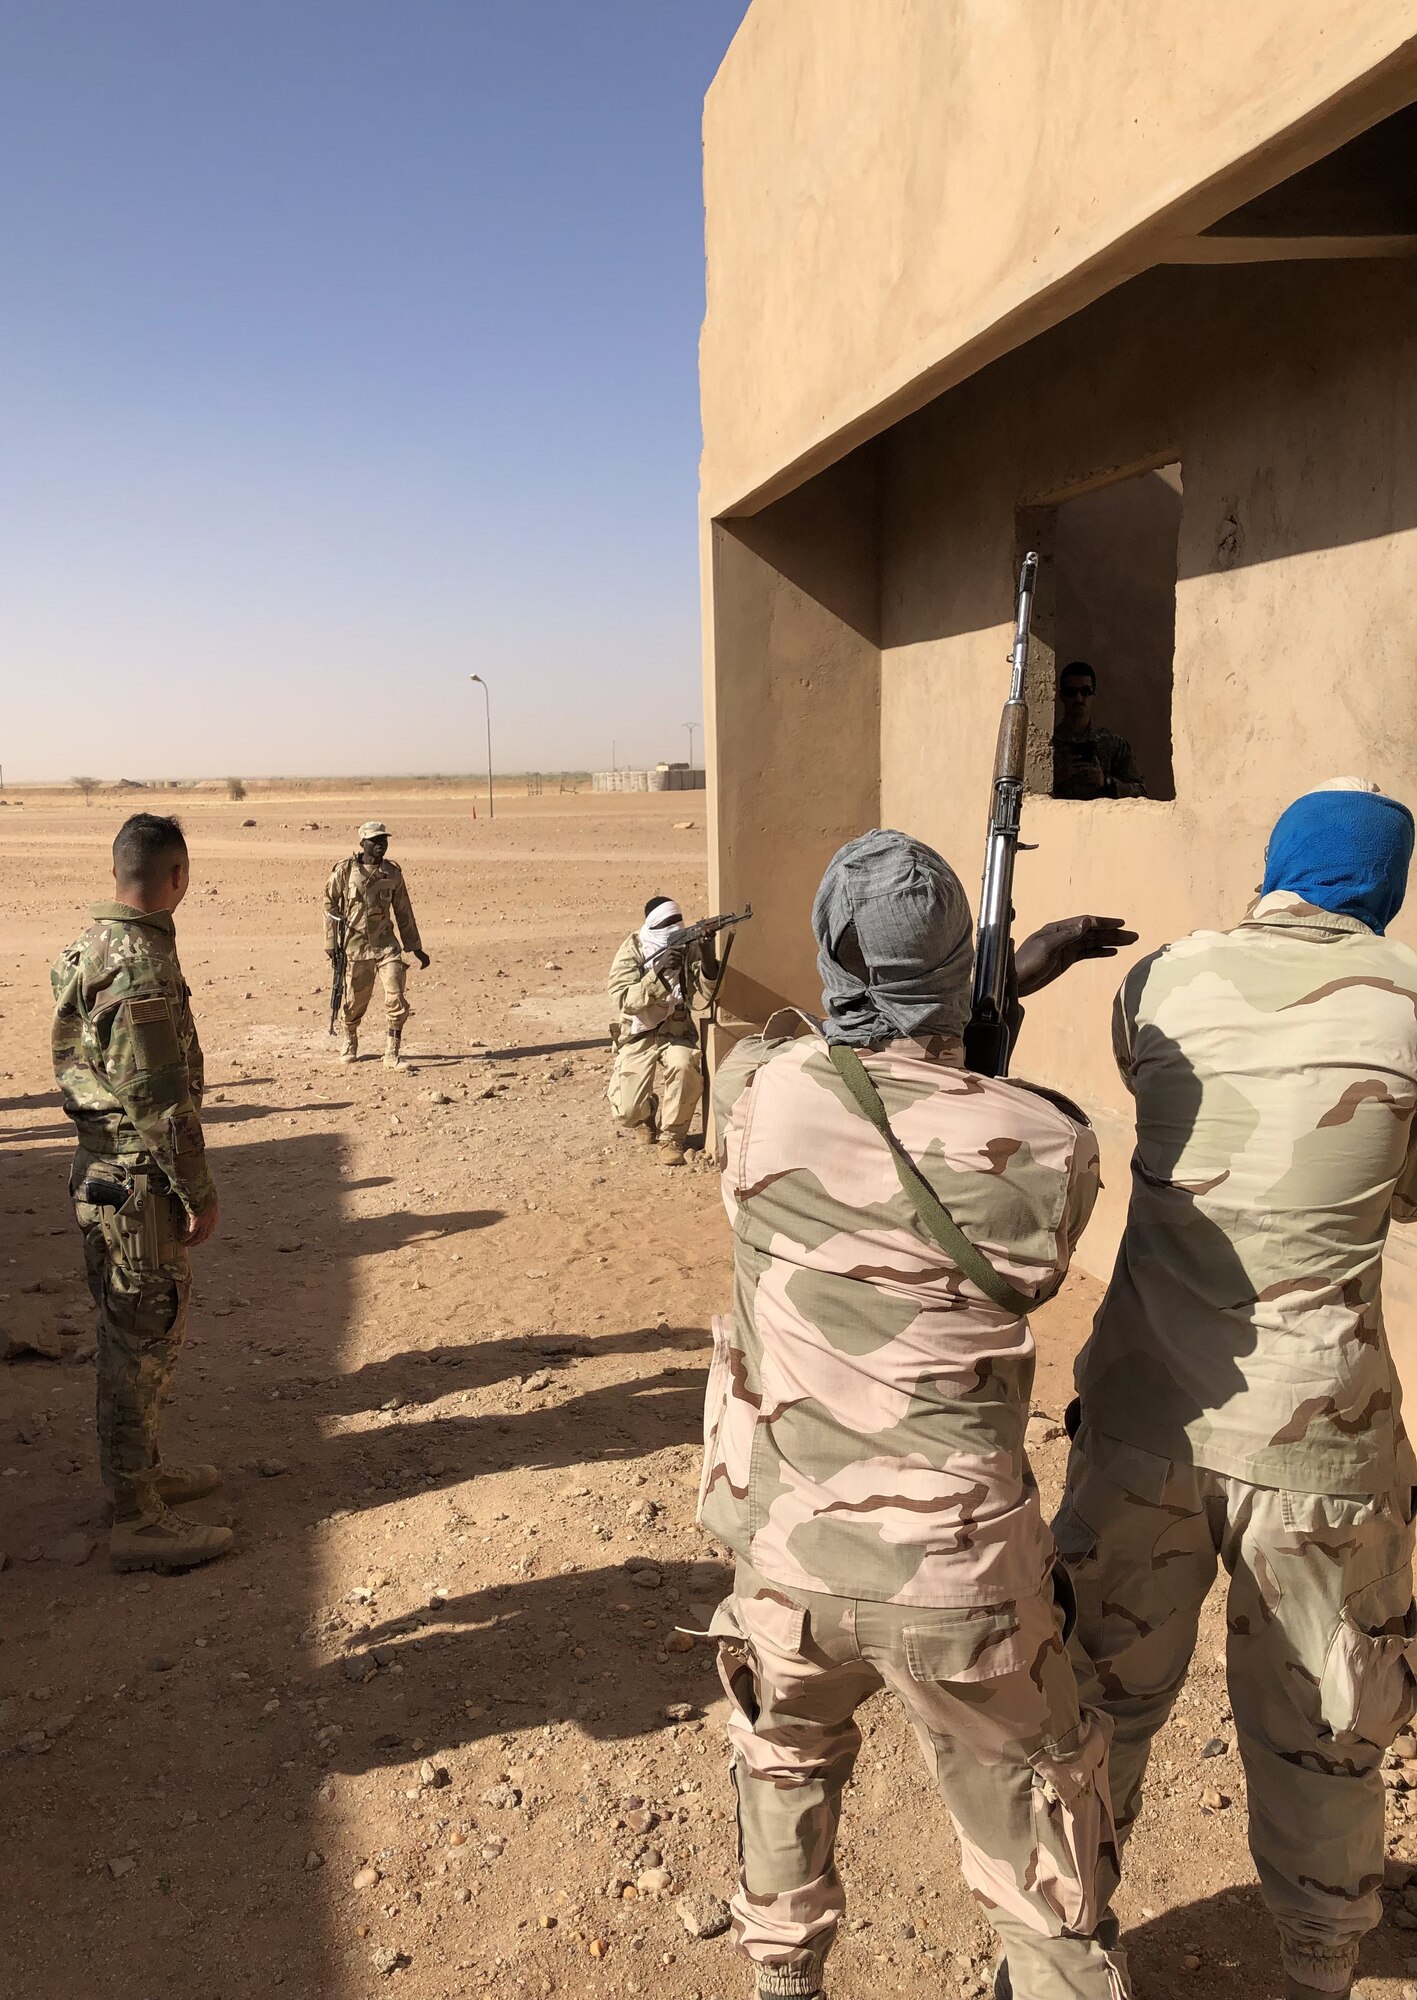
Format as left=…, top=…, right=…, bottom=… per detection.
left=419, top=1760, right=451, bottom=1789
left=273, top=1239, right=302, bottom=1255
left=370, top=1946, right=409, bottom=1977
left=629, top=1566, right=663, bottom=1590
left=1395, top=1730, right=1417, bottom=1761
left=624, top=1808, right=658, bottom=1836
left=521, top=1369, right=553, bottom=1392
left=1200, top=1786, right=1229, bottom=1812
left=664, top=1631, right=695, bottom=1654
left=252, top=1458, right=289, bottom=1478
left=43, top=1532, right=96, bottom=1567
left=664, top=1703, right=697, bottom=1723
left=304, top=1850, right=324, bottom=1871
left=341, top=1655, right=370, bottom=1684
left=673, top=820, right=697, bottom=831
left=480, top=1782, right=521, bottom=1810
left=240, top=818, right=257, bottom=828
left=1, top=1327, right=64, bottom=1362
left=108, top=1856, right=137, bottom=1880
left=1182, top=1954, right=1201, bottom=1971
left=1200, top=1737, right=1228, bottom=1759
left=676, top=1892, right=731, bottom=1940
left=544, top=961, right=562, bottom=972
left=353, top=1865, right=380, bottom=1890
left=636, top=1866, right=672, bottom=1897
left=1025, top=1413, right=1065, bottom=1447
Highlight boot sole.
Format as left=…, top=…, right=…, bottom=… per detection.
left=111, top=1541, right=233, bottom=1574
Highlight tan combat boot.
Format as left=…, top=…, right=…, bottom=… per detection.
left=338, top=1027, right=358, bottom=1063
left=155, top=1462, right=223, bottom=1505
left=110, top=1504, right=234, bottom=1573
left=659, top=1129, right=689, bottom=1166
left=383, top=1030, right=404, bottom=1070
left=615, top=1120, right=656, bottom=1145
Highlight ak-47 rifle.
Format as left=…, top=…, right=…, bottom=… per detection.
left=644, top=904, right=753, bottom=975
left=328, top=915, right=347, bottom=1037
left=963, top=551, right=1039, bottom=1079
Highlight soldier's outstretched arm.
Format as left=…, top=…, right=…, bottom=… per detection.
left=92, top=981, right=217, bottom=1223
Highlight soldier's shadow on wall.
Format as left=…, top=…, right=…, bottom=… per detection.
left=1093, top=1024, right=1259, bottom=1435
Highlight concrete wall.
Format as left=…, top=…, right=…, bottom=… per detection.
left=706, top=449, right=882, bottom=1027
left=876, top=257, right=1417, bottom=1300
left=702, top=0, right=1417, bottom=518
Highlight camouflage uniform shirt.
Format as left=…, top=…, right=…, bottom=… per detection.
left=608, top=932, right=707, bottom=1046
left=324, top=855, right=423, bottom=963
left=51, top=903, right=215, bottom=1216
left=702, top=1023, right=1100, bottom=1607
left=1076, top=891, right=1417, bottom=1496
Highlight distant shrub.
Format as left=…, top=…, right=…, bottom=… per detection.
left=72, top=775, right=100, bottom=805
left=226, top=778, right=247, bottom=801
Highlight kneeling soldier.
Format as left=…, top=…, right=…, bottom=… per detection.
left=701, top=829, right=1131, bottom=2000
left=607, top=895, right=716, bottom=1165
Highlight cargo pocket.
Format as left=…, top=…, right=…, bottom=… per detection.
left=1319, top=1571, right=1417, bottom=1749
left=1028, top=1710, right=1113, bottom=1933
left=902, top=1604, right=1030, bottom=1685
left=1051, top=1492, right=1099, bottom=1568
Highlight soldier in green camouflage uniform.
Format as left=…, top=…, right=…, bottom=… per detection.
left=1059, top=782, right=1417, bottom=1999
left=51, top=813, right=232, bottom=1573
left=324, top=820, right=430, bottom=1068
left=700, top=830, right=1134, bottom=2000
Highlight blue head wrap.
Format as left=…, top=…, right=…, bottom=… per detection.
left=1261, top=783, right=1414, bottom=935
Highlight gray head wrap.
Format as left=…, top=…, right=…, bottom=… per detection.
left=812, top=829, right=975, bottom=1047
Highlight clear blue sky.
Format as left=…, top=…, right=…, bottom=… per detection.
left=0, top=2, right=751, bottom=781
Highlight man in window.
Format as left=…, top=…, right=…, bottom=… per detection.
left=1052, top=661, right=1145, bottom=799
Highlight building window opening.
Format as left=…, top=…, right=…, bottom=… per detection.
left=1021, top=461, right=1180, bottom=801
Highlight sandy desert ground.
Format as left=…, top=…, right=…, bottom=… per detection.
left=4, top=781, right=1417, bottom=2000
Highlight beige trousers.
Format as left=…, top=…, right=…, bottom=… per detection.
left=607, top=1031, right=702, bottom=1139
left=1056, top=1432, right=1417, bottom=1995
left=343, top=956, right=410, bottom=1034
left=715, top=1557, right=1129, bottom=1998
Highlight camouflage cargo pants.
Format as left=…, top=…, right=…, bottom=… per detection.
left=343, top=955, right=410, bottom=1034
left=714, top=1557, right=1130, bottom=1998
left=72, top=1153, right=191, bottom=1513
left=607, top=1032, right=702, bottom=1139
left=1055, top=1431, right=1417, bottom=1995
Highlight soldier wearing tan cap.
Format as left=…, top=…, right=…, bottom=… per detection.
left=324, top=822, right=429, bottom=1068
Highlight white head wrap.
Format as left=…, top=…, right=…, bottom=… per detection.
left=638, top=899, right=683, bottom=958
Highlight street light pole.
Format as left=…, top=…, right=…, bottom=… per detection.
left=469, top=675, right=494, bottom=820
left=684, top=722, right=698, bottom=769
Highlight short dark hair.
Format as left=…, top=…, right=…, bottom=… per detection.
left=113, top=813, right=188, bottom=889
left=1060, top=660, right=1096, bottom=692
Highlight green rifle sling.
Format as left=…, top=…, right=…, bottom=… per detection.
left=826, top=1042, right=1036, bottom=1318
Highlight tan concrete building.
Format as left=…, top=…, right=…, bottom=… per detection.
left=700, top=1, right=1417, bottom=1310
